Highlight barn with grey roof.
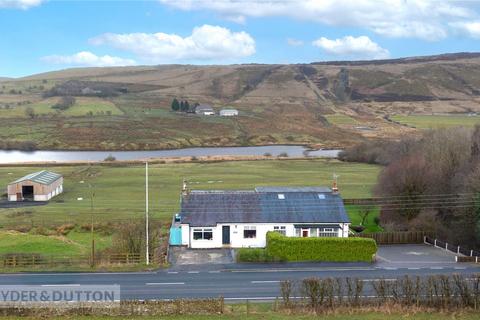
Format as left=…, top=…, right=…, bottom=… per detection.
left=170, top=185, right=351, bottom=249
left=7, top=170, right=63, bottom=202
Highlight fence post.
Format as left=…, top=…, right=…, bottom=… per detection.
left=434, top=239, right=437, bottom=247
left=445, top=242, right=448, bottom=251
left=457, top=246, right=460, bottom=254
left=471, top=250, right=474, bottom=257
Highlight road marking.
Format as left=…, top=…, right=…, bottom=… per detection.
left=187, top=271, right=200, bottom=274
left=382, top=267, right=398, bottom=270
left=251, top=280, right=281, bottom=284
left=454, top=267, right=467, bottom=270
left=208, top=271, right=221, bottom=273
left=407, top=268, right=420, bottom=270
left=430, top=267, right=444, bottom=270
left=230, top=267, right=374, bottom=273
left=361, top=279, right=396, bottom=282
left=146, top=282, right=185, bottom=286
left=41, top=284, right=81, bottom=287
left=167, top=271, right=178, bottom=274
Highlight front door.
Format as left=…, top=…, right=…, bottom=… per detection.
left=302, top=229, right=309, bottom=237
left=222, top=225, right=230, bottom=245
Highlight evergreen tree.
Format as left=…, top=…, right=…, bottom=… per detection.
left=180, top=100, right=185, bottom=112
left=184, top=100, right=190, bottom=112
left=171, top=98, right=180, bottom=111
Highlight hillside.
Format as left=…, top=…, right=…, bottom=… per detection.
left=2, top=52, right=480, bottom=151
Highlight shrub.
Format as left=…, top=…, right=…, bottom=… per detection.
left=278, top=152, right=289, bottom=158
left=374, top=216, right=380, bottom=225
left=265, top=232, right=377, bottom=262
left=104, top=154, right=116, bottom=161
left=236, top=248, right=279, bottom=262
left=56, top=223, right=76, bottom=236
left=350, top=225, right=366, bottom=233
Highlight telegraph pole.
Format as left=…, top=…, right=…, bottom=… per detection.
left=89, top=183, right=95, bottom=268
left=145, top=162, right=150, bottom=265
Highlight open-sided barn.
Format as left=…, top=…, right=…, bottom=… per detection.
left=7, top=170, right=63, bottom=202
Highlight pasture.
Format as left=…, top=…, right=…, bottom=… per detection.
left=391, top=114, right=480, bottom=129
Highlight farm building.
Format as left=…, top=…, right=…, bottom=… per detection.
left=194, top=104, right=215, bottom=115
left=219, top=108, right=239, bottom=116
left=170, top=186, right=350, bottom=249
left=7, top=170, right=63, bottom=202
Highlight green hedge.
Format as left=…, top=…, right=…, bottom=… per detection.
left=236, top=248, right=279, bottom=262
left=265, top=232, right=377, bottom=262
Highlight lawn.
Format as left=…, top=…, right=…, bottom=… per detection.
left=391, top=114, right=480, bottom=129
left=0, top=97, right=122, bottom=118
left=0, top=159, right=381, bottom=256
left=324, top=114, right=358, bottom=125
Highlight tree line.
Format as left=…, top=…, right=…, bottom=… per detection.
left=340, top=126, right=480, bottom=248
left=171, top=98, right=199, bottom=113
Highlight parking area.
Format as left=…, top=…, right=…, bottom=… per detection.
left=168, top=246, right=235, bottom=265
left=376, top=244, right=458, bottom=267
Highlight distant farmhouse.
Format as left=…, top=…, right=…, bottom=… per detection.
left=170, top=185, right=350, bottom=249
left=194, top=104, right=215, bottom=116
left=219, top=108, right=239, bottom=117
left=7, top=170, right=63, bottom=202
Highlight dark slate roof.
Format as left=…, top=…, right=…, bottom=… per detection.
left=179, top=187, right=350, bottom=227
left=9, top=170, right=62, bottom=185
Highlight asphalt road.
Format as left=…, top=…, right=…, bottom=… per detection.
left=0, top=245, right=478, bottom=301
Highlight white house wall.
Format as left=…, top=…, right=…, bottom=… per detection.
left=186, top=223, right=350, bottom=249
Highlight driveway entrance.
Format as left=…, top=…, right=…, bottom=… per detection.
left=168, top=247, right=234, bottom=265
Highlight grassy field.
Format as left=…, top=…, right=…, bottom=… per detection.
left=391, top=114, right=480, bottom=129
left=0, top=97, right=122, bottom=118
left=324, top=114, right=358, bottom=125
left=0, top=159, right=381, bottom=256
left=3, top=311, right=479, bottom=320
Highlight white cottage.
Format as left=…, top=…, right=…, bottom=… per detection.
left=170, top=186, right=350, bottom=249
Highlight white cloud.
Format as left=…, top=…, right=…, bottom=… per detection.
left=312, top=35, right=390, bottom=60
left=287, top=38, right=303, bottom=46
left=450, top=21, right=480, bottom=38
left=89, top=24, right=255, bottom=62
left=41, top=51, right=137, bottom=67
left=159, top=0, right=476, bottom=41
left=0, top=0, right=43, bottom=9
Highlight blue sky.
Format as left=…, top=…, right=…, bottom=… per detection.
left=1, top=0, right=480, bottom=77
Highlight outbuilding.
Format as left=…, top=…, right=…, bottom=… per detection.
left=219, top=108, right=238, bottom=116
left=194, top=104, right=215, bottom=116
left=7, top=170, right=63, bottom=202
left=170, top=186, right=350, bottom=249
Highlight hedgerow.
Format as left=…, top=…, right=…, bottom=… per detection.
left=265, top=232, right=377, bottom=262
left=236, top=248, right=280, bottom=262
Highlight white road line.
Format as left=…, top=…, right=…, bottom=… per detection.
left=454, top=267, right=467, bottom=270
left=251, top=280, right=281, bottom=284
left=382, top=267, right=398, bottom=270
left=145, top=282, right=185, bottom=286
left=408, top=268, right=420, bottom=270
left=208, top=271, right=221, bottom=273
left=231, top=267, right=374, bottom=273
left=41, top=284, right=81, bottom=287
left=430, top=267, right=444, bottom=270
left=167, top=271, right=178, bottom=274
left=361, top=279, right=396, bottom=282
left=187, top=271, right=200, bottom=274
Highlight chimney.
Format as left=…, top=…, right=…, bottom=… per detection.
left=332, top=173, right=339, bottom=193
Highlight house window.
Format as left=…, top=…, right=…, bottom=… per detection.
left=243, top=226, right=257, bottom=238
left=318, top=227, right=337, bottom=237
left=278, top=194, right=285, bottom=199
left=318, top=194, right=326, bottom=199
left=295, top=228, right=301, bottom=237
left=274, top=226, right=286, bottom=236
left=310, top=228, right=318, bottom=237
left=193, top=228, right=213, bottom=240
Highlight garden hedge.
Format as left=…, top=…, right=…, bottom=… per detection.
left=236, top=248, right=278, bottom=262
left=265, top=232, right=377, bottom=262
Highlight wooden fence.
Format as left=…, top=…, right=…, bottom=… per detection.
left=355, top=231, right=434, bottom=244
left=1, top=253, right=163, bottom=268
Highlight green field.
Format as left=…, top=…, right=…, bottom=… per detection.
left=391, top=114, right=480, bottom=129
left=324, top=114, right=358, bottom=125
left=0, top=97, right=122, bottom=118
left=0, top=159, right=381, bottom=257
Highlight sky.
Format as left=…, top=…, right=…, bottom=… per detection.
left=2, top=0, right=480, bottom=77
